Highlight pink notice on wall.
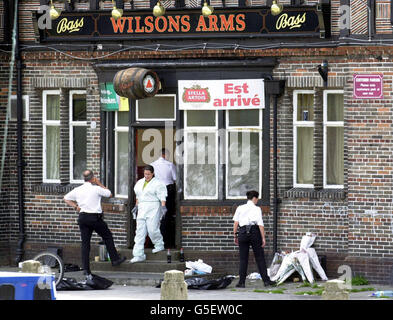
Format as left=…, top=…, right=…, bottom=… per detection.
left=353, top=74, right=383, bottom=99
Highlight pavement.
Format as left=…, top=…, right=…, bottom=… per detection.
left=1, top=266, right=393, bottom=301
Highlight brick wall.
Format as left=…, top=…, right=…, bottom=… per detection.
left=0, top=53, right=12, bottom=263
left=1, top=2, right=393, bottom=283
left=0, top=54, right=129, bottom=263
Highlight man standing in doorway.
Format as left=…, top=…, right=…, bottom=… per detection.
left=151, top=148, right=177, bottom=248
left=233, top=190, right=275, bottom=288
left=64, top=170, right=126, bottom=277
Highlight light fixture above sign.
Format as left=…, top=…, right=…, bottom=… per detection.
left=201, top=1, right=214, bottom=17
left=111, top=0, right=123, bottom=20
left=49, top=0, right=61, bottom=20
left=153, top=1, right=166, bottom=17
left=271, top=0, right=283, bottom=16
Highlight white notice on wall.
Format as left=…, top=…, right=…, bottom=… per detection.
left=178, top=79, right=265, bottom=110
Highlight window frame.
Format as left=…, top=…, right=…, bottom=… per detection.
left=183, top=110, right=219, bottom=200
left=114, top=110, right=129, bottom=198
left=323, top=90, right=344, bottom=189
left=225, top=109, right=263, bottom=199
left=293, top=89, right=315, bottom=188
left=42, top=89, right=61, bottom=183
left=135, top=94, right=177, bottom=122
left=69, top=90, right=88, bottom=184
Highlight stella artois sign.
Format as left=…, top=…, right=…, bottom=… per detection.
left=182, top=85, right=211, bottom=103
left=178, top=79, right=264, bottom=110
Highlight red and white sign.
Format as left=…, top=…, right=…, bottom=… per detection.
left=143, top=74, right=156, bottom=94
left=353, top=74, right=383, bottom=99
left=178, top=79, right=264, bottom=110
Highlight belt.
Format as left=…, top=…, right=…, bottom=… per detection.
left=239, top=225, right=258, bottom=233
left=80, top=212, right=102, bottom=215
left=239, top=224, right=257, bottom=228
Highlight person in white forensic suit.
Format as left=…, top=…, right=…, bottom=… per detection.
left=151, top=148, right=177, bottom=248
left=130, top=165, right=168, bottom=263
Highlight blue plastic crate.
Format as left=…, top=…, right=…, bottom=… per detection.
left=0, top=272, right=56, bottom=300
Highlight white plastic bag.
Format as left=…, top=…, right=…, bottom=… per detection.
left=306, top=248, right=328, bottom=281
left=268, top=252, right=283, bottom=278
left=300, top=232, right=316, bottom=250
left=268, top=264, right=281, bottom=278
left=295, top=250, right=314, bottom=283
left=184, top=269, right=193, bottom=276
left=271, top=252, right=297, bottom=284
left=247, top=272, right=261, bottom=280
left=185, top=259, right=212, bottom=274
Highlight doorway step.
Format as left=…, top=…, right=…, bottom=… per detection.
left=90, top=248, right=185, bottom=274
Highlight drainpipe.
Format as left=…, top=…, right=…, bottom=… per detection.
left=15, top=0, right=25, bottom=264
left=272, top=93, right=278, bottom=254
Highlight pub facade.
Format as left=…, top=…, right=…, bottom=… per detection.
left=1, top=0, right=393, bottom=283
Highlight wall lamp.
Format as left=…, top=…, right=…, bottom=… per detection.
left=49, top=0, right=62, bottom=20
left=153, top=0, right=214, bottom=18
left=111, top=0, right=123, bottom=20
left=50, top=0, right=123, bottom=20
left=270, top=0, right=283, bottom=16
left=153, top=1, right=166, bottom=17
left=318, top=60, right=329, bottom=86
left=202, top=1, right=214, bottom=17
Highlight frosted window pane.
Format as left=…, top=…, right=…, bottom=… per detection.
left=72, top=94, right=86, bottom=121
left=46, top=95, right=60, bottom=121
left=186, top=110, right=216, bottom=127
left=296, top=127, right=313, bottom=184
left=138, top=96, right=175, bottom=119
left=327, top=94, right=344, bottom=121
left=73, top=126, right=87, bottom=180
left=227, top=132, right=260, bottom=197
left=296, top=94, right=314, bottom=121
left=228, top=110, right=259, bottom=127
left=46, top=126, right=60, bottom=180
left=117, top=111, right=128, bottom=127
left=116, top=132, right=129, bottom=196
left=185, top=132, right=216, bottom=198
left=326, top=127, right=344, bottom=185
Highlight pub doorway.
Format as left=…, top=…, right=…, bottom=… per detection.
left=131, top=93, right=178, bottom=250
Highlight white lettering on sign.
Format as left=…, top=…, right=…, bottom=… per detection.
left=178, top=79, right=264, bottom=110
left=353, top=74, right=383, bottom=99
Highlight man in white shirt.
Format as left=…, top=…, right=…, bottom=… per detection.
left=233, top=190, right=275, bottom=288
left=64, top=170, right=126, bottom=276
left=151, top=148, right=177, bottom=248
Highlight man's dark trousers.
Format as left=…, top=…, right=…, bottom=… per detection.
left=238, top=225, right=270, bottom=284
left=78, top=213, right=120, bottom=274
left=160, top=184, right=176, bottom=248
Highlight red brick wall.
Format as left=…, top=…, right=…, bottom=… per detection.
left=1, top=2, right=393, bottom=283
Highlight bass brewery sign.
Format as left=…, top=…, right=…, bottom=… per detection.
left=34, top=6, right=326, bottom=41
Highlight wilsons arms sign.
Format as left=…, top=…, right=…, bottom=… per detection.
left=34, top=6, right=326, bottom=41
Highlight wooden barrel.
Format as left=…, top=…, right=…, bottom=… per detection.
left=113, top=68, right=160, bottom=100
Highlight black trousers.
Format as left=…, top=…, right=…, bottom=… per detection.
left=238, top=225, right=270, bottom=284
left=160, top=184, right=176, bottom=248
left=78, top=213, right=120, bottom=274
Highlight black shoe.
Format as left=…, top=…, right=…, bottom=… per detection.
left=236, top=282, right=245, bottom=288
left=111, top=256, right=126, bottom=267
left=264, top=280, right=276, bottom=287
